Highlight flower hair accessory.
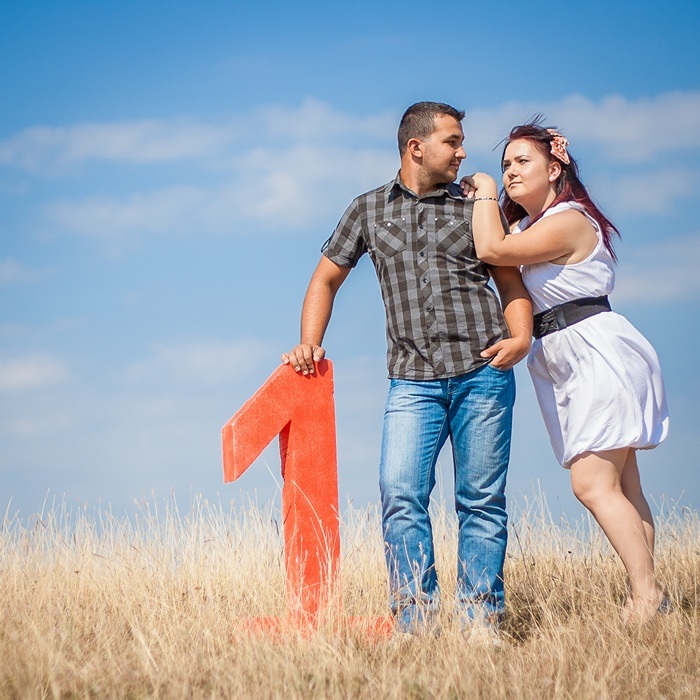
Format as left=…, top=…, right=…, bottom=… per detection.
left=546, top=128, right=570, bottom=165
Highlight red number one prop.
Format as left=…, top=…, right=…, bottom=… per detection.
left=222, top=359, right=340, bottom=625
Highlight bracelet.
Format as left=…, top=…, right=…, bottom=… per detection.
left=473, top=196, right=498, bottom=201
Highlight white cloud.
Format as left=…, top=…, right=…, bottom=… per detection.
left=4, top=413, right=74, bottom=440
left=556, top=92, right=700, bottom=162
left=0, top=354, right=71, bottom=391
left=614, top=233, right=700, bottom=303
left=0, top=259, right=45, bottom=286
left=2, top=91, right=697, bottom=177
left=46, top=185, right=210, bottom=238
left=230, top=143, right=395, bottom=227
left=122, top=338, right=268, bottom=385
left=464, top=91, right=700, bottom=162
left=44, top=144, right=395, bottom=237
left=594, top=166, right=695, bottom=216
left=0, top=119, right=237, bottom=174
left=260, top=98, right=395, bottom=143
left=4, top=91, right=697, bottom=241
left=0, top=99, right=394, bottom=176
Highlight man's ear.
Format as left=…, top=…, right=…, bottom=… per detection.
left=407, top=137, right=424, bottom=159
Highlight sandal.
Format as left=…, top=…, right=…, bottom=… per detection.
left=656, top=596, right=673, bottom=615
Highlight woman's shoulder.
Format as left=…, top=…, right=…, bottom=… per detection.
left=515, top=201, right=586, bottom=230
left=544, top=200, right=586, bottom=218
left=542, top=201, right=598, bottom=232
left=549, top=201, right=603, bottom=241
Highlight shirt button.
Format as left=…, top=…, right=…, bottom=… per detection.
left=426, top=305, right=433, bottom=312
left=421, top=277, right=428, bottom=284
left=419, top=251, right=425, bottom=257
left=419, top=224, right=424, bottom=229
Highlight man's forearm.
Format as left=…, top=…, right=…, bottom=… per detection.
left=300, top=277, right=336, bottom=346
left=492, top=267, right=533, bottom=341
left=502, top=294, right=533, bottom=342
left=282, top=256, right=351, bottom=374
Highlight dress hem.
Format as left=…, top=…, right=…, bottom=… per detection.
left=561, top=440, right=664, bottom=469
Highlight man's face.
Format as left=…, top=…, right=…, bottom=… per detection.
left=420, top=115, right=466, bottom=185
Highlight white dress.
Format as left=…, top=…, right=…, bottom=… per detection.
left=515, top=201, right=669, bottom=467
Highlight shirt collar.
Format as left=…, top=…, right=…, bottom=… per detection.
left=389, top=172, right=464, bottom=201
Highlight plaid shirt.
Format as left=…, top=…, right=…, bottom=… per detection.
left=323, top=174, right=510, bottom=380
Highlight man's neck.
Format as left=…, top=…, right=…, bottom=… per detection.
left=399, top=167, right=448, bottom=198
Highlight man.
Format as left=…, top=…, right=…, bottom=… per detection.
left=282, top=102, right=532, bottom=635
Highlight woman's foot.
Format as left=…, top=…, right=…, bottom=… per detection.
left=621, top=591, right=670, bottom=625
left=621, top=596, right=635, bottom=624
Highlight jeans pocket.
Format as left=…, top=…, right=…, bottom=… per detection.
left=486, top=362, right=513, bottom=376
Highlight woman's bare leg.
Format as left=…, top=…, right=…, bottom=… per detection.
left=570, top=448, right=662, bottom=620
left=620, top=449, right=655, bottom=555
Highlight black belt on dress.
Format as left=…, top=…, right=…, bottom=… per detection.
left=533, top=295, right=611, bottom=339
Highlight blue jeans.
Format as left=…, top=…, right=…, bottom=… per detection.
left=379, top=364, right=515, bottom=632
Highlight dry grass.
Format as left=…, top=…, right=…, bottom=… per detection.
left=1, top=494, right=698, bottom=699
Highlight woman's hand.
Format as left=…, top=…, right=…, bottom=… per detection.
left=460, top=173, right=499, bottom=200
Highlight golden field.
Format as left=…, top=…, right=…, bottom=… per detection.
left=1, top=495, right=698, bottom=699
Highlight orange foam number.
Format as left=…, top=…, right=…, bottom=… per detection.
left=221, top=360, right=340, bottom=622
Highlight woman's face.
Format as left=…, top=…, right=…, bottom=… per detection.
left=502, top=139, right=559, bottom=208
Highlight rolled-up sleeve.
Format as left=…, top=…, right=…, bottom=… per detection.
left=322, top=198, right=367, bottom=268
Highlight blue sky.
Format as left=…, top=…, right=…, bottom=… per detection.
left=1, top=0, right=699, bottom=521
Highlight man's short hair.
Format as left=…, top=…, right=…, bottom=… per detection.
left=397, top=102, right=465, bottom=155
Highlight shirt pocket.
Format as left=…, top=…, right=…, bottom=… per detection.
left=435, top=217, right=473, bottom=257
left=371, top=219, right=407, bottom=258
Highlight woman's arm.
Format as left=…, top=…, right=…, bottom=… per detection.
left=463, top=173, right=597, bottom=266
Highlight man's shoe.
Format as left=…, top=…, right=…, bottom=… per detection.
left=463, top=620, right=504, bottom=648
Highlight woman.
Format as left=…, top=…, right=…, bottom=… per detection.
left=462, top=119, right=670, bottom=622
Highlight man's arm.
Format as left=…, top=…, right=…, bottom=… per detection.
left=483, top=266, right=533, bottom=369
left=281, top=256, right=351, bottom=374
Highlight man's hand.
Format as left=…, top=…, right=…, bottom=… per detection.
left=281, top=344, right=326, bottom=375
left=489, top=266, right=533, bottom=369
left=480, top=336, right=530, bottom=370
